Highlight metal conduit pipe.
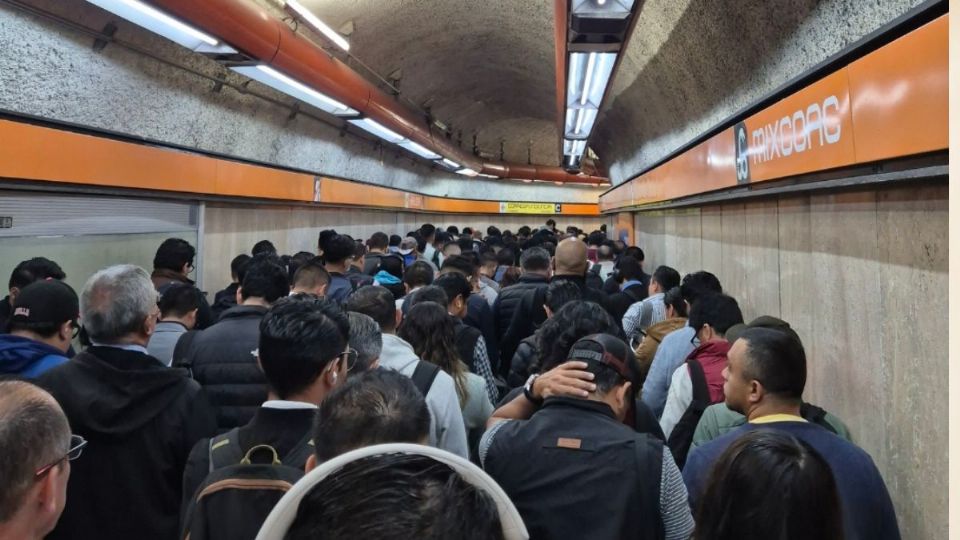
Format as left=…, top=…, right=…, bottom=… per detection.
left=150, top=0, right=608, bottom=185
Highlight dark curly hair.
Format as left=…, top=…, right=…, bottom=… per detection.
left=534, top=301, right=625, bottom=373
left=398, top=302, right=469, bottom=406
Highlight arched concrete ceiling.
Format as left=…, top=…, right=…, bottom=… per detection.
left=299, top=0, right=561, bottom=166
left=592, top=0, right=924, bottom=185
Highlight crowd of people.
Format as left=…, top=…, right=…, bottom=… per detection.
left=0, top=219, right=901, bottom=539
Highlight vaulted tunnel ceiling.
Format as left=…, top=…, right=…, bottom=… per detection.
left=298, top=0, right=562, bottom=167
left=296, top=0, right=926, bottom=185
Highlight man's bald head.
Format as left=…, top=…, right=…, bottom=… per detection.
left=0, top=381, right=70, bottom=523
left=555, top=238, right=589, bottom=275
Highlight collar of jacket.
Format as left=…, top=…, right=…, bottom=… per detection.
left=518, top=274, right=549, bottom=284
left=689, top=340, right=731, bottom=359
left=541, top=396, right=617, bottom=420
left=151, top=267, right=194, bottom=285
left=219, top=304, right=269, bottom=319
left=551, top=274, right=586, bottom=288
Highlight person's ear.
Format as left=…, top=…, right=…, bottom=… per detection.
left=616, top=381, right=633, bottom=415
left=186, top=308, right=199, bottom=328
left=8, top=286, right=20, bottom=303
left=543, top=305, right=553, bottom=319
left=36, top=461, right=67, bottom=516
left=395, top=309, right=403, bottom=328
left=318, top=283, right=329, bottom=297
left=305, top=454, right=317, bottom=473
left=181, top=262, right=191, bottom=275
left=58, top=320, right=72, bottom=342
left=143, top=313, right=157, bottom=337
left=748, top=380, right=763, bottom=404
left=255, top=354, right=264, bottom=373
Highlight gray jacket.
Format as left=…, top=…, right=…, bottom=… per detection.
left=146, top=321, right=188, bottom=367
left=380, top=334, right=469, bottom=458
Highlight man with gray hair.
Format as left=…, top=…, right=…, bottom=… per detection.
left=0, top=381, right=75, bottom=540
left=346, top=311, right=382, bottom=376
left=38, top=264, right=217, bottom=540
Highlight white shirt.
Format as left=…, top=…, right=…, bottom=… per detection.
left=659, top=365, right=694, bottom=439
left=261, top=400, right=318, bottom=410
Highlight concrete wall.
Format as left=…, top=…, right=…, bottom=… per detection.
left=633, top=181, right=947, bottom=540
left=200, top=202, right=611, bottom=293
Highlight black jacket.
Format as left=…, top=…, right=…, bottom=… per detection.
left=492, top=274, right=549, bottom=341
left=184, top=304, right=269, bottom=431
left=499, top=275, right=608, bottom=368
left=465, top=295, right=499, bottom=372
left=210, top=282, right=239, bottom=322
left=483, top=398, right=665, bottom=540
left=606, top=283, right=649, bottom=326
left=181, top=406, right=316, bottom=514
left=507, top=335, right=539, bottom=388
left=38, top=346, right=217, bottom=540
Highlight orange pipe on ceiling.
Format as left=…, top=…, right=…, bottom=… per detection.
left=150, top=0, right=608, bottom=185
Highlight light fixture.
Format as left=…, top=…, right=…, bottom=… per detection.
left=86, top=0, right=236, bottom=53
left=231, top=65, right=359, bottom=117
left=348, top=118, right=405, bottom=144
left=566, top=52, right=617, bottom=109
left=522, top=179, right=534, bottom=183
left=570, top=0, right=635, bottom=15
left=476, top=173, right=498, bottom=179
left=456, top=168, right=479, bottom=177
left=564, top=107, right=599, bottom=139
left=398, top=140, right=442, bottom=160
left=440, top=158, right=460, bottom=169
left=563, top=139, right=588, bottom=157
left=285, top=0, right=350, bottom=52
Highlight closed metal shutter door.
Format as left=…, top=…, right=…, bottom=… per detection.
left=0, top=192, right=197, bottom=238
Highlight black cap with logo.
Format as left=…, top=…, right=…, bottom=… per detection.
left=11, top=279, right=79, bottom=326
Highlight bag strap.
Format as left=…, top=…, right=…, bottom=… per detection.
left=411, top=361, right=442, bottom=396
left=208, top=428, right=244, bottom=472
left=624, top=285, right=646, bottom=303
left=686, top=358, right=710, bottom=403
left=172, top=329, right=201, bottom=372
left=799, top=402, right=838, bottom=434
left=279, top=430, right=316, bottom=468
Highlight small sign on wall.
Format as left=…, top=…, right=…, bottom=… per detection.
left=0, top=217, right=11, bottom=228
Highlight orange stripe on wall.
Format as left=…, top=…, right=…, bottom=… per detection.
left=0, top=119, right=600, bottom=215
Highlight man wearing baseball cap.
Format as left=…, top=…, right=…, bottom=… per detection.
left=481, top=334, right=694, bottom=540
left=0, top=280, right=78, bottom=378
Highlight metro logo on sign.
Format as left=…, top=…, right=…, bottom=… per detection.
left=734, top=122, right=750, bottom=184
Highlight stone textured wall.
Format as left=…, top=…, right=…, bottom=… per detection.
left=0, top=1, right=597, bottom=203
left=633, top=182, right=948, bottom=540
left=200, top=202, right=611, bottom=292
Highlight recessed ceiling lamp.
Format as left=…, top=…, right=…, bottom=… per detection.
left=285, top=0, right=351, bottom=52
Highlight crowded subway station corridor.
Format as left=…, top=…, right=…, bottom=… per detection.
left=0, top=0, right=951, bottom=539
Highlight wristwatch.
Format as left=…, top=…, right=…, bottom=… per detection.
left=523, top=374, right=543, bottom=405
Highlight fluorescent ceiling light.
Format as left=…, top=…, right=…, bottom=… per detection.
left=570, top=0, right=635, bottom=15
left=285, top=0, right=350, bottom=52
left=477, top=173, right=498, bottom=179
left=349, top=118, right=405, bottom=144
left=564, top=108, right=598, bottom=139
left=231, top=65, right=358, bottom=117
left=441, top=158, right=460, bottom=169
left=566, top=52, right=617, bottom=109
left=85, top=0, right=236, bottom=54
left=563, top=139, right=587, bottom=157
left=456, top=168, right=479, bottom=177
left=398, top=140, right=442, bottom=160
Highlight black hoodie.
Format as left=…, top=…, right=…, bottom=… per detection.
left=38, top=346, right=217, bottom=540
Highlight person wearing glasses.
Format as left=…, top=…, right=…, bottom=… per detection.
left=0, top=381, right=81, bottom=540
left=150, top=238, right=214, bottom=329
left=0, top=279, right=79, bottom=378
left=180, top=294, right=351, bottom=511
left=37, top=264, right=217, bottom=540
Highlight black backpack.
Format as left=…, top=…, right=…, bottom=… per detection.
left=179, top=429, right=313, bottom=540
left=666, top=358, right=713, bottom=469
left=411, top=360, right=441, bottom=397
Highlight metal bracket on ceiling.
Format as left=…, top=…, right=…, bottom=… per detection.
left=287, top=102, right=300, bottom=121
left=92, top=22, right=117, bottom=53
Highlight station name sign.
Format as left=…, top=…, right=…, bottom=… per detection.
left=499, top=202, right=563, bottom=214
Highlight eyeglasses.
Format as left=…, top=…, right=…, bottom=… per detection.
left=339, top=347, right=358, bottom=372
left=71, top=320, right=81, bottom=339
left=35, top=434, right=87, bottom=479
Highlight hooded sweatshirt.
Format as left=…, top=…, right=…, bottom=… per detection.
left=380, top=334, right=469, bottom=458
left=38, top=346, right=217, bottom=540
left=0, top=334, right=68, bottom=378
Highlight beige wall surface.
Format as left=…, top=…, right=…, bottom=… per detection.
left=633, top=182, right=948, bottom=540
left=200, top=202, right=611, bottom=293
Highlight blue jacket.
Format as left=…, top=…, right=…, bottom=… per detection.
left=0, top=334, right=69, bottom=378
left=683, top=421, right=900, bottom=540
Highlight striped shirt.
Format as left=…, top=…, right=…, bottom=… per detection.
left=622, top=292, right=667, bottom=337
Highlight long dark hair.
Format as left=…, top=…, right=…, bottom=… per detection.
left=534, top=301, right=625, bottom=373
left=694, top=430, right=844, bottom=540
left=398, top=302, right=468, bottom=406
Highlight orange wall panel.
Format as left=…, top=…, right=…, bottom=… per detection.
left=848, top=15, right=948, bottom=163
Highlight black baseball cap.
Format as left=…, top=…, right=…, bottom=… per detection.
left=567, top=334, right=635, bottom=383
left=11, top=279, right=79, bottom=326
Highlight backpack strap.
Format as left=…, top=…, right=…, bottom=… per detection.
left=687, top=358, right=710, bottom=403
left=208, top=428, right=244, bottom=472
left=411, top=361, right=442, bottom=397
left=281, top=431, right=316, bottom=468
left=589, top=263, right=602, bottom=276
left=624, top=284, right=646, bottom=303
left=799, top=402, right=838, bottom=434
